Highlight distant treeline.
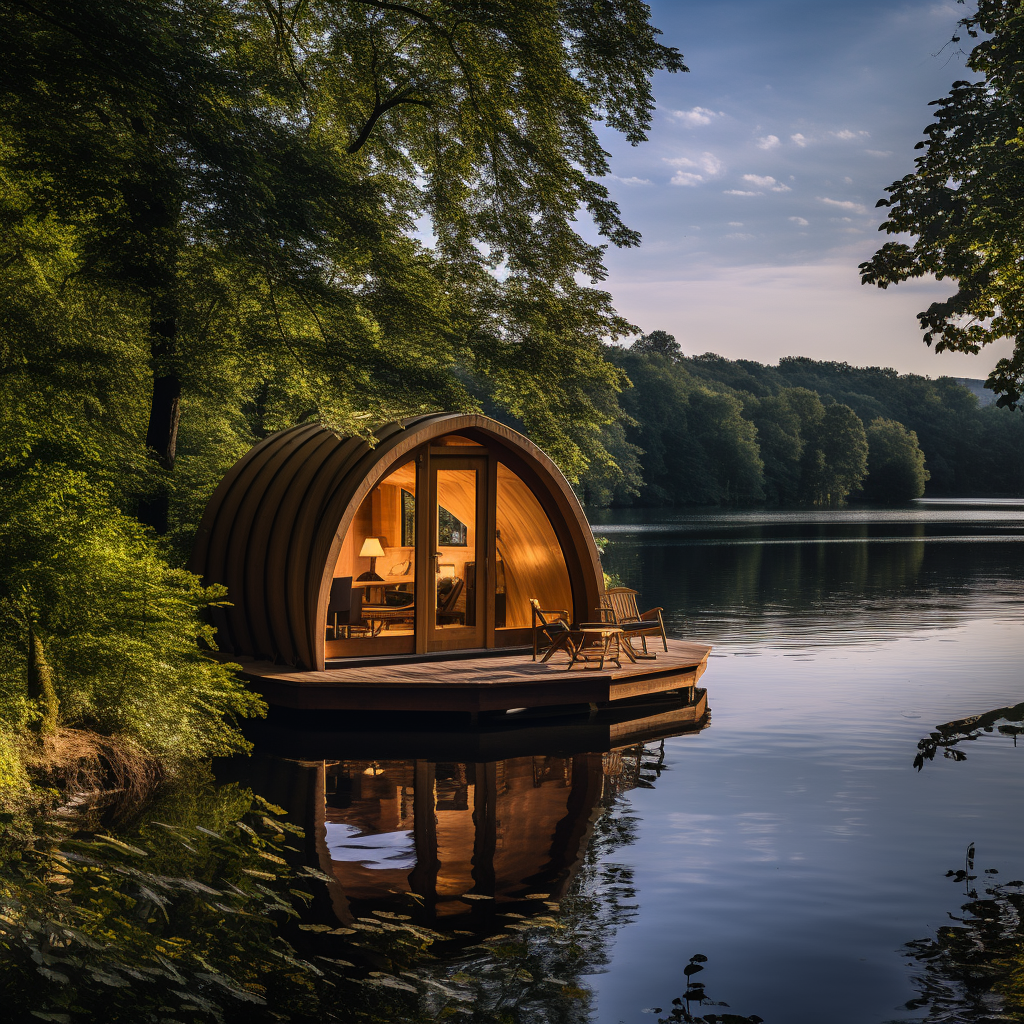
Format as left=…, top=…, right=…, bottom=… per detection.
left=579, top=332, right=1024, bottom=507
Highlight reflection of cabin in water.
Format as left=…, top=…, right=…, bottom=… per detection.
left=190, top=413, right=711, bottom=710
left=244, top=692, right=708, bottom=929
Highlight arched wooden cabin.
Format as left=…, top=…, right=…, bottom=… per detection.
left=190, top=414, right=604, bottom=671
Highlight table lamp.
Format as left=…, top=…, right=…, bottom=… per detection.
left=357, top=537, right=386, bottom=581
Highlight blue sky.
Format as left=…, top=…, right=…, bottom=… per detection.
left=594, top=0, right=1015, bottom=378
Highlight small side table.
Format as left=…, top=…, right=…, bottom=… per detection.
left=567, top=626, right=637, bottom=671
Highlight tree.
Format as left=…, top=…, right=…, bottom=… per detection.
left=744, top=390, right=805, bottom=505
left=1, top=0, right=687, bottom=522
left=859, top=0, right=1024, bottom=409
left=576, top=419, right=645, bottom=507
left=863, top=418, right=930, bottom=502
left=631, top=330, right=682, bottom=360
left=685, top=386, right=764, bottom=503
left=799, top=402, right=868, bottom=508
left=585, top=350, right=1024, bottom=509
left=591, top=345, right=764, bottom=505
left=0, top=156, right=261, bottom=758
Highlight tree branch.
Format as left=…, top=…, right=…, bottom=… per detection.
left=347, top=87, right=432, bottom=153
left=346, top=0, right=440, bottom=31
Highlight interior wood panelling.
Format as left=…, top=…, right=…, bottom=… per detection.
left=190, top=414, right=604, bottom=670
left=495, top=464, right=573, bottom=627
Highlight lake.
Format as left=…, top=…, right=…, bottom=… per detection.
left=234, top=499, right=1024, bottom=1023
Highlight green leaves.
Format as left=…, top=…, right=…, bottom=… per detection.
left=586, top=345, right=765, bottom=506
left=863, top=418, right=930, bottom=503
left=0, top=463, right=264, bottom=759
left=2, top=0, right=684, bottom=483
left=0, top=795, right=401, bottom=1022
left=861, top=1, right=1024, bottom=407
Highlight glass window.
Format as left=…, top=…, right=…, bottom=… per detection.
left=434, top=467, right=477, bottom=628
left=330, top=461, right=416, bottom=651
left=438, top=505, right=468, bottom=546
left=401, top=489, right=415, bottom=546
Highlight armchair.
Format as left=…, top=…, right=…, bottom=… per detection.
left=599, top=587, right=668, bottom=657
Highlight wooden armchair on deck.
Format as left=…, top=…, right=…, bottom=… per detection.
left=530, top=599, right=575, bottom=662
left=599, top=587, right=668, bottom=658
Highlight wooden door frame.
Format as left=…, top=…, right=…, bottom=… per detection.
left=416, top=450, right=490, bottom=654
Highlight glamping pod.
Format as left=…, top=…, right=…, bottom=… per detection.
left=190, top=414, right=605, bottom=671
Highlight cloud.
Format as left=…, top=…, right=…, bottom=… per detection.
left=830, top=129, right=870, bottom=140
left=789, top=216, right=809, bottom=226
left=724, top=189, right=762, bottom=196
left=756, top=134, right=781, bottom=150
left=608, top=174, right=652, bottom=186
left=728, top=221, right=744, bottom=227
left=865, top=149, right=893, bottom=158
left=726, top=232, right=756, bottom=240
left=790, top=133, right=808, bottom=147
left=817, top=196, right=868, bottom=214
left=742, top=173, right=791, bottom=193
left=671, top=106, right=722, bottom=128
left=665, top=152, right=723, bottom=186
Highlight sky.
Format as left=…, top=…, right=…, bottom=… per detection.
left=592, top=0, right=1015, bottom=380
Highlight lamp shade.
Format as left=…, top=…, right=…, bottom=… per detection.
left=359, top=537, right=386, bottom=559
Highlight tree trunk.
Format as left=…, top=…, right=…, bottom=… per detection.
left=139, top=299, right=179, bottom=535
left=27, top=624, right=59, bottom=736
left=146, top=372, right=182, bottom=470
left=145, top=302, right=180, bottom=470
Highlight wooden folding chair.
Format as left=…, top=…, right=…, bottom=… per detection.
left=530, top=599, right=576, bottom=662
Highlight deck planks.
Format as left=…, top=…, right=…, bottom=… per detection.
left=235, top=637, right=712, bottom=712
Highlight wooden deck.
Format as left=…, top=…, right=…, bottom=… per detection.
left=236, top=637, right=712, bottom=712
left=247, top=688, right=709, bottom=761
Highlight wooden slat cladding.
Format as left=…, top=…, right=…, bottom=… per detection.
left=190, top=414, right=605, bottom=670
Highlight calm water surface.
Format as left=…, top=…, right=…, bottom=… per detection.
left=235, top=499, right=1024, bottom=1023
left=586, top=500, right=1024, bottom=1022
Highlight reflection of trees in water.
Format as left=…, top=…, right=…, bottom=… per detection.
left=915, top=703, right=1024, bottom=771
left=903, top=846, right=1024, bottom=1022
left=908, top=708, right=1024, bottom=1021
left=603, top=532, right=1024, bottom=638
left=612, top=534, right=930, bottom=610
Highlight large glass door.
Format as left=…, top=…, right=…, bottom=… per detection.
left=426, top=456, right=487, bottom=651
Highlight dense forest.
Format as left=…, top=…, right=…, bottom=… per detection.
left=579, top=332, right=1024, bottom=508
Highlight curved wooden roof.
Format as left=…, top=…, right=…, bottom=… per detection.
left=189, top=414, right=603, bottom=670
